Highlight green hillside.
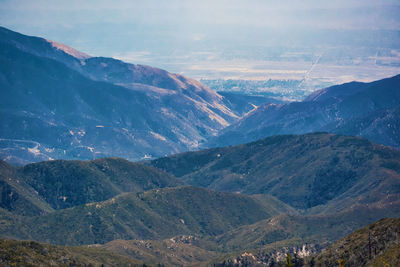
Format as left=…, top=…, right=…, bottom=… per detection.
left=0, top=161, right=54, bottom=216
left=0, top=186, right=283, bottom=245
left=148, top=133, right=400, bottom=211
left=99, top=236, right=218, bottom=266
left=215, top=203, right=400, bottom=252
left=1, top=157, right=182, bottom=211
left=313, top=218, right=400, bottom=267
left=0, top=134, right=399, bottom=265
left=211, top=217, right=400, bottom=267
left=0, top=238, right=145, bottom=267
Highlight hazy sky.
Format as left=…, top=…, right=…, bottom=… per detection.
left=1, top=0, right=400, bottom=29
left=1, top=0, right=399, bottom=50
left=1, top=0, right=399, bottom=82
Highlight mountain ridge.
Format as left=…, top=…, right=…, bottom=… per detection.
left=0, top=157, right=182, bottom=213
left=207, top=74, right=400, bottom=149
left=0, top=186, right=286, bottom=245
left=0, top=26, right=246, bottom=165
left=148, top=133, right=400, bottom=211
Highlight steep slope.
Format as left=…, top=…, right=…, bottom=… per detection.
left=368, top=243, right=400, bottom=267
left=148, top=133, right=400, bottom=211
left=211, top=217, right=400, bottom=267
left=0, top=186, right=280, bottom=245
left=0, top=238, right=144, bottom=266
left=0, top=26, right=229, bottom=113
left=326, top=107, right=400, bottom=149
left=0, top=41, right=174, bottom=164
left=0, top=26, right=88, bottom=71
left=215, top=205, right=400, bottom=253
left=80, top=57, right=236, bottom=122
left=208, top=74, right=400, bottom=148
left=218, top=92, right=282, bottom=117
left=15, top=157, right=181, bottom=210
left=313, top=218, right=400, bottom=267
left=0, top=26, right=238, bottom=164
left=0, top=157, right=180, bottom=214
left=98, top=235, right=218, bottom=266
left=0, top=161, right=53, bottom=216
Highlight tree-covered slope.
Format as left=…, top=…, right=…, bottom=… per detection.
left=0, top=186, right=282, bottom=245
left=149, top=133, right=400, bottom=211
left=313, top=218, right=400, bottom=267
left=0, top=161, right=53, bottom=216
left=210, top=217, right=400, bottom=267
left=215, top=204, right=400, bottom=253
left=325, top=107, right=400, bottom=149
left=0, top=238, right=145, bottom=267
left=98, top=236, right=218, bottom=266
left=0, top=158, right=181, bottom=212
left=16, top=157, right=182, bottom=210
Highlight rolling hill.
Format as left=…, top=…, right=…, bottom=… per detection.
left=0, top=134, right=398, bottom=264
left=0, top=186, right=288, bottom=245
left=0, top=238, right=145, bottom=266
left=97, top=235, right=219, bottom=266
left=148, top=133, right=400, bottom=211
left=0, top=158, right=181, bottom=213
left=214, top=205, right=400, bottom=253
left=0, top=161, right=53, bottom=216
left=313, top=218, right=400, bottom=267
left=211, top=218, right=400, bottom=266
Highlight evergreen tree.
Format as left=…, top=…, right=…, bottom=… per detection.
left=309, top=257, right=315, bottom=267
left=269, top=257, right=276, bottom=267
left=293, top=253, right=304, bottom=267
left=285, top=253, right=294, bottom=267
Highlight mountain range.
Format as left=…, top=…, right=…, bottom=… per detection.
left=208, top=74, right=400, bottom=149
left=211, top=218, right=400, bottom=266
left=149, top=133, right=400, bottom=211
left=1, top=133, right=399, bottom=265
left=2, top=26, right=400, bottom=166
left=1, top=26, right=280, bottom=165
left=0, top=26, right=400, bottom=266
left=0, top=158, right=182, bottom=215
left=2, top=218, right=399, bottom=266
left=1, top=156, right=296, bottom=246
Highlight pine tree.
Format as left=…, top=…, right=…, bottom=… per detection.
left=285, top=253, right=294, bottom=267
left=309, top=257, right=315, bottom=267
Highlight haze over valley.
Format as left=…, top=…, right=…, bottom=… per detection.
left=2, top=0, right=400, bottom=100
left=0, top=1, right=399, bottom=266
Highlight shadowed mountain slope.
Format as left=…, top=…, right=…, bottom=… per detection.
left=208, top=74, right=400, bottom=149
left=149, top=133, right=400, bottom=211
left=0, top=158, right=181, bottom=212
left=0, top=186, right=284, bottom=245
left=0, top=26, right=239, bottom=165
left=217, top=91, right=283, bottom=117
left=0, top=161, right=54, bottom=216
left=0, top=238, right=145, bottom=267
